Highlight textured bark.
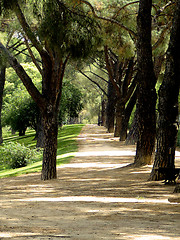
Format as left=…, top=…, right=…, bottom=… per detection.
left=41, top=109, right=58, bottom=180
left=134, top=0, right=157, bottom=166
left=126, top=110, right=138, bottom=145
left=101, top=98, right=107, bottom=127
left=121, top=88, right=137, bottom=141
left=0, top=67, right=6, bottom=144
left=114, top=101, right=125, bottom=137
left=150, top=1, right=180, bottom=182
left=106, top=78, right=116, bottom=133
left=36, top=114, right=44, bottom=148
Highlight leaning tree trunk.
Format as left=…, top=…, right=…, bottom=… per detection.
left=150, top=1, right=180, bottom=182
left=120, top=88, right=137, bottom=141
left=0, top=67, right=6, bottom=144
left=134, top=0, right=157, bottom=166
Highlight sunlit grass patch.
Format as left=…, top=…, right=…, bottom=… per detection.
left=0, top=124, right=84, bottom=178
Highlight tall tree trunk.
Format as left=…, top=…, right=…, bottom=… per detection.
left=101, top=97, right=106, bottom=127
left=134, top=0, right=157, bottom=166
left=41, top=107, right=59, bottom=180
left=106, top=78, right=116, bottom=133
left=0, top=67, right=6, bottom=144
left=150, top=1, right=180, bottom=182
left=126, top=111, right=138, bottom=145
left=36, top=113, right=44, bottom=148
left=120, top=88, right=137, bottom=141
left=114, top=101, right=125, bottom=137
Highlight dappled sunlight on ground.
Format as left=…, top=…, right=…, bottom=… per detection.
left=10, top=195, right=171, bottom=204
left=0, top=124, right=180, bottom=239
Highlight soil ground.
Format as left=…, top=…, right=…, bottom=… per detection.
left=0, top=124, right=180, bottom=240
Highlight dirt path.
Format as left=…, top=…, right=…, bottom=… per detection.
left=0, top=124, right=180, bottom=240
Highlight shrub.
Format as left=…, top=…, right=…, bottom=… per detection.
left=0, top=142, right=42, bottom=169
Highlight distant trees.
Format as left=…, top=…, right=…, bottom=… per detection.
left=59, top=80, right=83, bottom=125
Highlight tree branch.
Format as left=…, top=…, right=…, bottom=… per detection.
left=13, top=2, right=49, bottom=62
left=23, top=36, right=42, bottom=75
left=112, top=1, right=139, bottom=20
left=152, top=22, right=172, bottom=50
left=104, top=46, right=120, bottom=97
left=85, top=69, right=108, bottom=83
left=78, top=69, right=107, bottom=96
left=80, top=0, right=137, bottom=38
left=0, top=41, right=46, bottom=109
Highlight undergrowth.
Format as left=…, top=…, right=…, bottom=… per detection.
left=0, top=124, right=84, bottom=178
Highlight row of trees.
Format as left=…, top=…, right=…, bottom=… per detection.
left=0, top=0, right=180, bottom=192
left=78, top=0, right=180, bottom=191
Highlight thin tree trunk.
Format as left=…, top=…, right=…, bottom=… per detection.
left=120, top=88, right=137, bottom=141
left=0, top=67, right=6, bottom=144
left=134, top=0, right=157, bottom=166
left=150, top=1, right=180, bottom=183
left=101, top=97, right=106, bottom=127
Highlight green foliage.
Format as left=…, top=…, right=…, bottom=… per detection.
left=0, top=124, right=84, bottom=178
left=2, top=63, right=41, bottom=134
left=2, top=64, right=84, bottom=131
left=2, top=87, right=38, bottom=131
left=38, top=0, right=101, bottom=58
left=59, top=80, right=83, bottom=124
left=177, top=130, right=180, bottom=147
left=0, top=141, right=42, bottom=170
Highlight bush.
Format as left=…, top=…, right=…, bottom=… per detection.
left=0, top=142, right=42, bottom=170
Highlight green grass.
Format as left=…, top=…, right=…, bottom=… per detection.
left=0, top=124, right=84, bottom=178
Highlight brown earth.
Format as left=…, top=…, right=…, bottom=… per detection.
left=0, top=124, right=180, bottom=240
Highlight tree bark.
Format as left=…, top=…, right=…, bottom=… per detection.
left=104, top=46, right=137, bottom=138
left=0, top=67, right=6, bottom=144
left=134, top=0, right=157, bottom=166
left=36, top=113, right=44, bottom=148
left=126, top=109, right=138, bottom=145
left=101, top=96, right=106, bottom=127
left=120, top=88, right=137, bottom=141
left=41, top=109, right=58, bottom=180
left=106, top=78, right=116, bottom=133
left=150, top=1, right=180, bottom=183
left=114, top=101, right=125, bottom=137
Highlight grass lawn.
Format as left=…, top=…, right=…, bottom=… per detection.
left=0, top=124, right=84, bottom=178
